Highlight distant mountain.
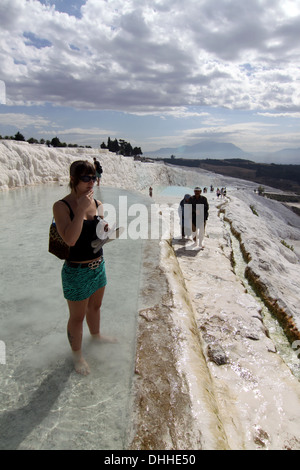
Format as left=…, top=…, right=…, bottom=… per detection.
left=271, top=148, right=300, bottom=164
left=251, top=148, right=300, bottom=164
left=144, top=141, right=300, bottom=164
left=144, top=141, right=251, bottom=159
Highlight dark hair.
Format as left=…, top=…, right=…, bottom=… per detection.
left=69, top=160, right=96, bottom=190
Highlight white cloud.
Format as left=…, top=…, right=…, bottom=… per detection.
left=0, top=0, right=299, bottom=115
left=126, top=107, right=210, bottom=119
left=42, top=126, right=116, bottom=136
left=257, top=112, right=300, bottom=118
left=279, top=0, right=300, bottom=18
left=0, top=0, right=299, bottom=158
left=0, top=112, right=52, bottom=129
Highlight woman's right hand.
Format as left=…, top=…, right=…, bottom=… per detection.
left=77, top=189, right=94, bottom=212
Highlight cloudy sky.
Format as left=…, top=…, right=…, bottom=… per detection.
left=0, top=0, right=300, bottom=158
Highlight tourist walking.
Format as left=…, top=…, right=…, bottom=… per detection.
left=178, top=194, right=192, bottom=238
left=190, top=187, right=209, bottom=248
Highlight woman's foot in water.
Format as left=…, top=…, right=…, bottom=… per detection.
left=91, top=333, right=118, bottom=343
left=72, top=351, right=90, bottom=376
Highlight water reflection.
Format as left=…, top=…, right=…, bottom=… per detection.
left=0, top=184, right=152, bottom=450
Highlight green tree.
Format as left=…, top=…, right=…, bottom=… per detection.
left=51, top=136, right=62, bottom=147
left=102, top=136, right=142, bottom=156
left=14, top=131, right=25, bottom=141
left=118, top=139, right=132, bottom=156
left=132, top=147, right=142, bottom=156
left=124, top=142, right=133, bottom=156
left=111, top=139, right=119, bottom=153
left=27, top=137, right=39, bottom=144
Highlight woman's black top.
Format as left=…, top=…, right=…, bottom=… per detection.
left=60, top=199, right=103, bottom=262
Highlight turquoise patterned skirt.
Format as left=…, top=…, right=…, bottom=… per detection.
left=61, top=260, right=107, bottom=301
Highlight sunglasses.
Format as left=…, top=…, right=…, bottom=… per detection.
left=79, top=175, right=96, bottom=183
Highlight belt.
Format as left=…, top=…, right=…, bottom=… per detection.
left=66, top=256, right=104, bottom=270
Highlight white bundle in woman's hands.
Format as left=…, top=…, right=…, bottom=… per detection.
left=91, top=219, right=124, bottom=253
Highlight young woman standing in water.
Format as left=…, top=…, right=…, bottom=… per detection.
left=53, top=160, right=115, bottom=375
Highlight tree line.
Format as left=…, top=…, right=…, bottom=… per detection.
left=0, top=132, right=92, bottom=148
left=100, top=137, right=142, bottom=157
left=0, top=132, right=143, bottom=156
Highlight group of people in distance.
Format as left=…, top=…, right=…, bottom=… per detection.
left=216, top=187, right=227, bottom=198
left=179, top=187, right=209, bottom=249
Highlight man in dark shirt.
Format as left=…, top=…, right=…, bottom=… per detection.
left=190, top=187, right=209, bottom=247
left=179, top=193, right=192, bottom=238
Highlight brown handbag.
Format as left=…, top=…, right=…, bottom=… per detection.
left=48, top=199, right=72, bottom=260
left=48, top=219, right=70, bottom=260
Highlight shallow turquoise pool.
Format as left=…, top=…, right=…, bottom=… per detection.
left=0, top=183, right=152, bottom=450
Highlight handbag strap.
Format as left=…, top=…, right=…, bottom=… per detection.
left=59, top=199, right=74, bottom=220
left=59, top=199, right=99, bottom=220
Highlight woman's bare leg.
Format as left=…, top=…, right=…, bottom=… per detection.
left=87, top=287, right=117, bottom=342
left=86, top=286, right=105, bottom=336
left=67, top=298, right=90, bottom=375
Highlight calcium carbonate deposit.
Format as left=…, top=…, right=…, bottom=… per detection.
left=1, top=140, right=300, bottom=450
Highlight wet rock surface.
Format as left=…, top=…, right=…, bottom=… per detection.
left=130, top=191, right=300, bottom=450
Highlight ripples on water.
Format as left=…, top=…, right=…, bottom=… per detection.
left=0, top=184, right=151, bottom=450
